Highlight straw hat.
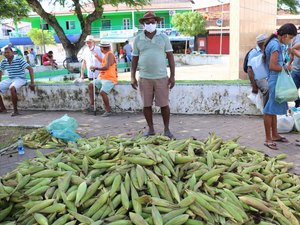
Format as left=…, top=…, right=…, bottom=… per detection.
left=85, top=35, right=98, bottom=42
left=139, top=11, right=162, bottom=24
left=99, top=40, right=111, bottom=48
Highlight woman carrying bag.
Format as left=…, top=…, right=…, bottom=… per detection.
left=263, top=23, right=297, bottom=150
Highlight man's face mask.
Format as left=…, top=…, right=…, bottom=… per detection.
left=144, top=22, right=156, bottom=33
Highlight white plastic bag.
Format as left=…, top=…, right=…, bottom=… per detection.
left=277, top=115, right=294, bottom=133
left=293, top=111, right=300, bottom=132
left=248, top=92, right=264, bottom=113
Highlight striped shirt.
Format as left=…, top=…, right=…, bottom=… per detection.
left=0, top=56, right=29, bottom=79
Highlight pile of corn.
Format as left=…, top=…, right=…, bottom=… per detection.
left=22, top=128, right=67, bottom=149
left=0, top=133, right=300, bottom=225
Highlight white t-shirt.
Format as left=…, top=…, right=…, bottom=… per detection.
left=81, top=46, right=103, bottom=79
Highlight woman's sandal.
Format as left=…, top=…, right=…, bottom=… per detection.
left=264, top=142, right=278, bottom=150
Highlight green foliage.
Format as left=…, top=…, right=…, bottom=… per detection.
left=171, top=11, right=206, bottom=36
left=0, top=0, right=30, bottom=20
left=27, top=28, right=56, bottom=46
left=278, top=0, right=299, bottom=13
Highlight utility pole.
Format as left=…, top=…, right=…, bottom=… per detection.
left=219, top=0, right=224, bottom=55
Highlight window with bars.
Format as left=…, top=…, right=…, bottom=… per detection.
left=40, top=23, right=49, bottom=30
left=66, top=21, right=76, bottom=30
left=157, top=18, right=165, bottom=29
left=102, top=20, right=111, bottom=30
left=123, top=18, right=130, bottom=30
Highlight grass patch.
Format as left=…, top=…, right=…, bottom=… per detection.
left=0, top=127, right=37, bottom=149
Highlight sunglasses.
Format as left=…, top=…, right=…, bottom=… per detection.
left=144, top=20, right=156, bottom=25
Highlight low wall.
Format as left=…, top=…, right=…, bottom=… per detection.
left=2, top=83, right=261, bottom=115
left=174, top=54, right=229, bottom=66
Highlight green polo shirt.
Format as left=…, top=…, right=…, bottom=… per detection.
left=132, top=30, right=173, bottom=79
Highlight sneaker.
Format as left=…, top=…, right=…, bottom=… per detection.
left=101, top=112, right=112, bottom=117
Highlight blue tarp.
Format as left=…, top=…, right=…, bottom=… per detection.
left=9, top=37, right=34, bottom=46
left=0, top=39, right=10, bottom=48
left=0, top=34, right=81, bottom=47
left=54, top=34, right=80, bottom=44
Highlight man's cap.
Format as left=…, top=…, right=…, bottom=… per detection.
left=139, top=11, right=162, bottom=24
left=256, top=33, right=268, bottom=43
left=99, top=40, right=111, bottom=48
left=85, top=35, right=99, bottom=42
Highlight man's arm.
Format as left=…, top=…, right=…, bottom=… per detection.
left=247, top=66, right=259, bottom=94
left=99, top=53, right=113, bottom=71
left=166, top=51, right=175, bottom=89
left=80, top=60, right=86, bottom=79
left=131, top=56, right=139, bottom=90
left=26, top=66, right=35, bottom=91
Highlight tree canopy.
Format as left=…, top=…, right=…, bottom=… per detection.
left=171, top=11, right=206, bottom=37
left=27, top=28, right=56, bottom=53
left=25, top=0, right=150, bottom=58
left=0, top=0, right=31, bottom=20
left=278, top=0, right=300, bottom=14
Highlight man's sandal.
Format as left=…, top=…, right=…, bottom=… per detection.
left=264, top=142, right=278, bottom=150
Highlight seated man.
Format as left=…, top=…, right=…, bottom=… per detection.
left=88, top=41, right=117, bottom=117
left=0, top=47, right=35, bottom=116
left=42, top=51, right=58, bottom=69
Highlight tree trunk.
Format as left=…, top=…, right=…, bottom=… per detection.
left=194, top=35, right=199, bottom=52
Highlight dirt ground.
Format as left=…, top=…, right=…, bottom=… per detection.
left=0, top=127, right=36, bottom=149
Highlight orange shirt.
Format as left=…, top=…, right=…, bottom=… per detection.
left=100, top=51, right=118, bottom=84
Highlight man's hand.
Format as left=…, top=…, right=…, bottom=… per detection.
left=90, top=66, right=96, bottom=72
left=252, top=87, right=258, bottom=94
left=286, top=63, right=292, bottom=71
left=29, top=83, right=35, bottom=92
left=131, top=77, right=138, bottom=90
left=168, top=76, right=175, bottom=89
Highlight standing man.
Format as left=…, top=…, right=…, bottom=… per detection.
left=131, top=11, right=175, bottom=138
left=80, top=35, right=103, bottom=80
left=247, top=33, right=269, bottom=106
left=123, top=40, right=133, bottom=72
left=0, top=47, right=35, bottom=116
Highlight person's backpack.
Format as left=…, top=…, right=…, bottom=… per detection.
left=243, top=48, right=255, bottom=73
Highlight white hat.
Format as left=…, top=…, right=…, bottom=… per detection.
left=99, top=40, right=111, bottom=48
left=85, top=35, right=97, bottom=42
left=256, top=33, right=268, bottom=43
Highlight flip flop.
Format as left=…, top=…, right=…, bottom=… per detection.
left=11, top=111, right=20, bottom=117
left=144, top=131, right=155, bottom=137
left=272, top=137, right=288, bottom=143
left=264, top=142, right=278, bottom=150
left=164, top=130, right=175, bottom=139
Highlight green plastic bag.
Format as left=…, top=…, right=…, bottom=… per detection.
left=47, top=114, right=80, bottom=142
left=275, top=69, right=298, bottom=104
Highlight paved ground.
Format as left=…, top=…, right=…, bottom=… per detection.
left=1, top=64, right=300, bottom=177
left=1, top=110, right=300, bottom=176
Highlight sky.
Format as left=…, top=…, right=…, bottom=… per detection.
left=193, top=0, right=230, bottom=8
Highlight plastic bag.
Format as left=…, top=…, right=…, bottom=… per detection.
left=293, top=111, right=300, bottom=132
left=277, top=115, right=294, bottom=133
left=47, top=114, right=80, bottom=142
left=248, top=92, right=264, bottom=113
left=275, top=69, right=298, bottom=104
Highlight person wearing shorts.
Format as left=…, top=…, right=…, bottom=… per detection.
left=88, top=41, right=117, bottom=117
left=131, top=11, right=175, bottom=138
left=0, top=47, right=35, bottom=116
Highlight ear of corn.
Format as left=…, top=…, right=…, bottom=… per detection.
left=1, top=133, right=300, bottom=224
